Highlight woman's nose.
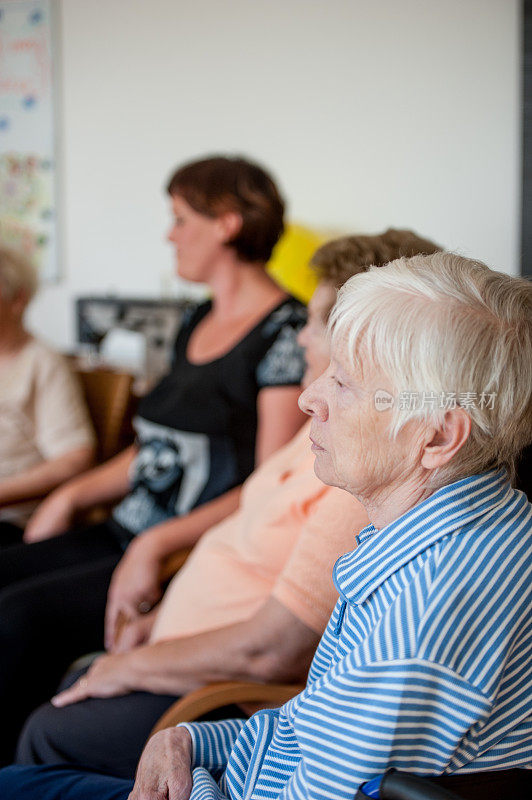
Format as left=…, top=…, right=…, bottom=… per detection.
left=299, top=375, right=328, bottom=419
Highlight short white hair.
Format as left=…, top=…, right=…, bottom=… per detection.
left=0, top=245, right=38, bottom=303
left=329, top=252, right=532, bottom=485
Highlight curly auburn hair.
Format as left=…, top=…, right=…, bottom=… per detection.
left=311, top=228, right=441, bottom=288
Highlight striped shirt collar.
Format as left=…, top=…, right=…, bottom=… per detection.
left=333, top=469, right=513, bottom=604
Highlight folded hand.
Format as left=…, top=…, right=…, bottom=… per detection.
left=128, top=727, right=193, bottom=800
left=114, top=609, right=158, bottom=654
left=105, top=534, right=164, bottom=651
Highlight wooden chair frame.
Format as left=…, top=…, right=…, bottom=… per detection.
left=150, top=680, right=305, bottom=736
left=74, top=366, right=135, bottom=463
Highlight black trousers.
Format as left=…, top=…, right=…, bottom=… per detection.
left=16, top=668, right=181, bottom=781
left=0, top=522, right=123, bottom=766
left=16, top=667, right=246, bottom=781
left=0, top=521, right=24, bottom=547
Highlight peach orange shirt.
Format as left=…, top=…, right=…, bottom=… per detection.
left=150, top=421, right=368, bottom=641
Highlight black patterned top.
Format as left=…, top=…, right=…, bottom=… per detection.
left=112, top=297, right=306, bottom=538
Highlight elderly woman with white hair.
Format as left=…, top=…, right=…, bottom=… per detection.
left=1, top=251, right=531, bottom=799
left=0, top=246, right=95, bottom=544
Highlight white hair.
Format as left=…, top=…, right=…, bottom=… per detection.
left=0, top=245, right=38, bottom=303
left=329, top=252, right=532, bottom=485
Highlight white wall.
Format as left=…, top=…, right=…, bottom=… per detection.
left=28, top=0, right=521, bottom=349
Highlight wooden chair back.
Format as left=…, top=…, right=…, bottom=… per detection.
left=75, top=367, right=135, bottom=462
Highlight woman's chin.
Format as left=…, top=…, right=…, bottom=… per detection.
left=312, top=453, right=336, bottom=488
left=177, top=266, right=207, bottom=285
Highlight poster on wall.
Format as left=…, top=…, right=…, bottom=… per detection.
left=0, top=0, right=59, bottom=281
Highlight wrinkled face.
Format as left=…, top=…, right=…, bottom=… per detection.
left=167, top=194, right=224, bottom=283
left=299, top=335, right=424, bottom=499
left=297, top=282, right=337, bottom=389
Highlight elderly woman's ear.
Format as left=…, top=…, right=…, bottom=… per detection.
left=420, top=407, right=472, bottom=470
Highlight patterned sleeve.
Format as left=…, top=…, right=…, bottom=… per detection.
left=178, top=719, right=246, bottom=775
left=255, top=302, right=307, bottom=389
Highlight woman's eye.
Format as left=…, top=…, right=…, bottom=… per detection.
left=332, top=375, right=344, bottom=388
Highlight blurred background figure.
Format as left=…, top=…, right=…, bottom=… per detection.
left=0, top=245, right=95, bottom=546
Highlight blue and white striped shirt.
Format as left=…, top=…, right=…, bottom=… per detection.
left=181, top=470, right=532, bottom=799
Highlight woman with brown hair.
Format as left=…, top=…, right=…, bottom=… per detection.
left=0, top=155, right=306, bottom=765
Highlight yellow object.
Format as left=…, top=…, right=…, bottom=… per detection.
left=267, top=223, right=328, bottom=304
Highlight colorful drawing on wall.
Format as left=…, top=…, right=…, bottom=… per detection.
left=0, top=0, right=58, bottom=280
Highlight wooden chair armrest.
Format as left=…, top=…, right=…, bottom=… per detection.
left=80, top=504, right=115, bottom=526
left=150, top=680, right=305, bottom=736
left=160, top=547, right=192, bottom=582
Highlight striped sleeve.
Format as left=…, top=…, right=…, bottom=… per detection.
left=287, top=658, right=492, bottom=800
left=188, top=768, right=230, bottom=800
left=178, top=719, right=246, bottom=775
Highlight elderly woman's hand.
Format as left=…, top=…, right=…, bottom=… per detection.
left=105, top=533, right=165, bottom=652
left=128, top=728, right=193, bottom=800
left=51, top=652, right=134, bottom=707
